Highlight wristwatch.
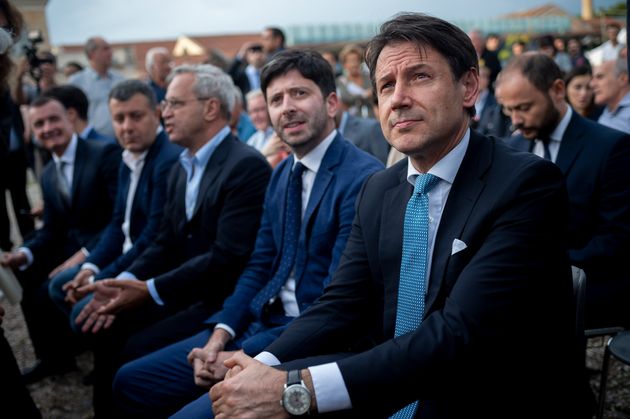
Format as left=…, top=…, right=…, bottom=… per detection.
left=281, top=369, right=311, bottom=416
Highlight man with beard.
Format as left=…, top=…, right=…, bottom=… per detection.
left=111, top=50, right=383, bottom=418
left=496, top=52, right=630, bottom=330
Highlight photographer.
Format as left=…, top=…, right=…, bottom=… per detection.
left=14, top=48, right=58, bottom=106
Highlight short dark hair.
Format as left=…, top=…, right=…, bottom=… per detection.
left=564, top=65, right=592, bottom=87
left=260, top=49, right=336, bottom=100
left=265, top=26, right=285, bottom=47
left=499, top=52, right=563, bottom=93
left=42, top=85, right=89, bottom=120
left=109, top=79, right=157, bottom=108
left=29, top=95, right=58, bottom=109
left=365, top=13, right=479, bottom=116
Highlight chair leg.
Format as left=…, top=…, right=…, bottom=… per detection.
left=596, top=337, right=613, bottom=419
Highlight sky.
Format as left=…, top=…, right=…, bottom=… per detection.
left=46, top=0, right=623, bottom=45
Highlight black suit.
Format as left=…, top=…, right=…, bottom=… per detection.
left=92, top=133, right=271, bottom=415
left=471, top=92, right=511, bottom=138
left=19, top=137, right=119, bottom=365
left=266, top=131, right=583, bottom=418
left=508, top=111, right=630, bottom=328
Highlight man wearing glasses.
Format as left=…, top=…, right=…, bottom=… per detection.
left=77, top=64, right=272, bottom=417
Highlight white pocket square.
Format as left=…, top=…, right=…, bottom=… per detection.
left=451, top=239, right=467, bottom=255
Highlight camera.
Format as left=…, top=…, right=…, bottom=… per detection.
left=23, top=30, right=54, bottom=82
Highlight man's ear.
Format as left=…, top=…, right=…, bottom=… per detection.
left=66, top=108, right=79, bottom=123
left=325, top=92, right=339, bottom=119
left=203, top=97, right=221, bottom=122
left=461, top=68, right=480, bottom=109
left=549, top=78, right=566, bottom=104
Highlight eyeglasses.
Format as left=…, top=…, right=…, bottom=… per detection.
left=160, top=97, right=210, bottom=111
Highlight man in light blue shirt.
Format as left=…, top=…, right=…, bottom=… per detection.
left=592, top=58, right=630, bottom=134
left=69, top=36, right=124, bottom=138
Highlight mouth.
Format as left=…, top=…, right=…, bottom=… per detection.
left=282, top=120, right=305, bottom=133
left=392, top=118, right=422, bottom=129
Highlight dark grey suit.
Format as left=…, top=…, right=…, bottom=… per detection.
left=340, top=112, right=390, bottom=164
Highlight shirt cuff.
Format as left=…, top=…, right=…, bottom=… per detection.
left=80, top=262, right=101, bottom=275
left=308, top=362, right=352, bottom=413
left=16, top=247, right=33, bottom=270
left=254, top=351, right=281, bottom=366
left=214, top=323, right=236, bottom=339
left=146, top=278, right=164, bottom=306
left=80, top=247, right=90, bottom=257
left=116, top=271, right=137, bottom=280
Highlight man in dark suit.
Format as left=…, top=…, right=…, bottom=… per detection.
left=471, top=65, right=511, bottom=138
left=47, top=79, right=181, bottom=331
left=110, top=50, right=383, bottom=418
left=496, top=52, right=630, bottom=330
left=0, top=95, right=119, bottom=383
left=75, top=64, right=271, bottom=416
left=336, top=109, right=390, bottom=164
left=208, top=14, right=584, bottom=419
left=43, top=84, right=115, bottom=143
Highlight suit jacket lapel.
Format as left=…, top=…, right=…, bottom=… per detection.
left=302, top=135, right=344, bottom=231
left=425, top=132, right=490, bottom=314
left=191, top=134, right=231, bottom=219
left=555, top=112, right=585, bottom=175
left=380, top=164, right=410, bottom=313
left=70, top=139, right=87, bottom=207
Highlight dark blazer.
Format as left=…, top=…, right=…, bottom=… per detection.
left=125, top=133, right=271, bottom=309
left=25, top=138, right=120, bottom=260
left=84, top=126, right=116, bottom=144
left=266, top=132, right=581, bottom=418
left=207, top=134, right=383, bottom=354
left=85, top=131, right=181, bottom=279
left=508, top=112, right=630, bottom=327
left=341, top=113, right=390, bottom=164
left=472, top=92, right=511, bottom=138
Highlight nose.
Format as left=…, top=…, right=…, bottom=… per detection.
left=280, top=96, right=296, bottom=116
left=510, top=112, right=523, bottom=127
left=389, top=81, right=411, bottom=110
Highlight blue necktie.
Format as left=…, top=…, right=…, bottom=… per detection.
left=250, top=162, right=305, bottom=315
left=391, top=173, right=439, bottom=419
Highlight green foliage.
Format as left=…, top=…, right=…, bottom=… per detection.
left=596, top=1, right=626, bottom=17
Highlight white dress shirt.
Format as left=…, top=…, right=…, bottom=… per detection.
left=216, top=130, right=337, bottom=338
left=256, top=129, right=471, bottom=413
left=532, top=106, right=571, bottom=163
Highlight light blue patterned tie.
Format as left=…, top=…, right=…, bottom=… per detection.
left=391, top=173, right=439, bottom=419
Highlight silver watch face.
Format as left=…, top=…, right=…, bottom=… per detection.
left=282, top=383, right=311, bottom=415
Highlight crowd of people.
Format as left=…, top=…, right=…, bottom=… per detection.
left=1, top=0, right=629, bottom=418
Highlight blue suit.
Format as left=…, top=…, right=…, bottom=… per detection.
left=84, top=126, right=116, bottom=144
left=49, top=131, right=181, bottom=329
left=507, top=111, right=630, bottom=328
left=112, top=133, right=383, bottom=417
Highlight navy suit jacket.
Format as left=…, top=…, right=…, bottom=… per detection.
left=125, top=133, right=271, bottom=309
left=26, top=139, right=120, bottom=261
left=84, top=126, right=115, bottom=144
left=472, top=92, right=511, bottom=139
left=508, top=112, right=630, bottom=328
left=266, top=131, right=581, bottom=418
left=84, top=131, right=181, bottom=279
left=507, top=112, right=630, bottom=283
left=341, top=113, right=390, bottom=164
left=208, top=134, right=383, bottom=355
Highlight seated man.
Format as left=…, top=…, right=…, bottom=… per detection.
left=47, top=79, right=181, bottom=330
left=112, top=50, right=383, bottom=418
left=0, top=95, right=119, bottom=383
left=208, top=13, right=586, bottom=419
left=43, top=84, right=115, bottom=143
left=75, top=64, right=272, bottom=417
